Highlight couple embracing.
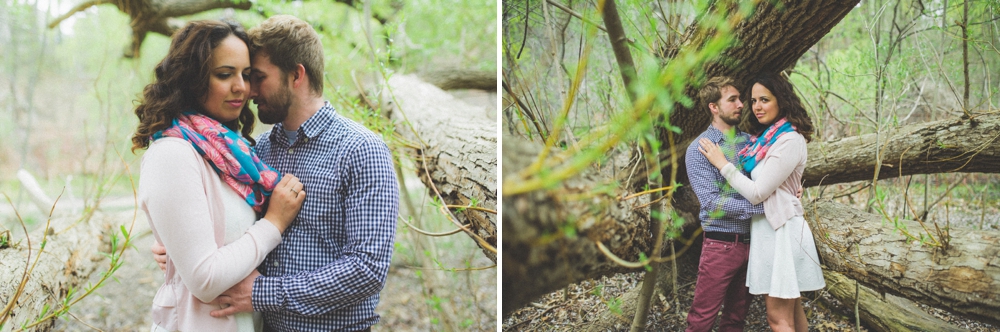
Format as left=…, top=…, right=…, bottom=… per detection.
left=685, top=74, right=825, bottom=332
left=132, top=15, right=398, bottom=332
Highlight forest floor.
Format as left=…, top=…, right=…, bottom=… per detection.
left=503, top=265, right=999, bottom=331
left=503, top=190, right=1000, bottom=331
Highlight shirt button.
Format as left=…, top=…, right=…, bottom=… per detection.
left=273, top=261, right=279, bottom=267
left=287, top=149, right=294, bottom=154
left=303, top=138, right=309, bottom=143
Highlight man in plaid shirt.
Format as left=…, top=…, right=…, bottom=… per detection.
left=684, top=76, right=764, bottom=332
left=154, top=15, right=397, bottom=331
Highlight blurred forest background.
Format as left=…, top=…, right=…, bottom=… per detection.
left=503, top=0, right=999, bottom=330
left=0, top=0, right=496, bottom=330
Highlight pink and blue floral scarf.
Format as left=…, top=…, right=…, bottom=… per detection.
left=153, top=112, right=280, bottom=212
left=738, top=117, right=796, bottom=173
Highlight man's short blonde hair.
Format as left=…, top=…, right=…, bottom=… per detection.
left=248, top=15, right=325, bottom=95
left=698, top=76, right=739, bottom=114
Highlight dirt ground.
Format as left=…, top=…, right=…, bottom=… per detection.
left=503, top=264, right=1000, bottom=331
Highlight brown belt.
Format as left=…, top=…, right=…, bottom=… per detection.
left=704, top=232, right=751, bottom=244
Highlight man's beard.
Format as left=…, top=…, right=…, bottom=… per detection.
left=720, top=110, right=741, bottom=126
left=256, top=82, right=293, bottom=125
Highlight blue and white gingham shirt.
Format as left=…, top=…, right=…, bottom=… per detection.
left=252, top=102, right=398, bottom=331
left=685, top=125, right=764, bottom=234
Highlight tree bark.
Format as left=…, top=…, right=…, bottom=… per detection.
left=0, top=214, right=118, bottom=331
left=804, top=200, right=1000, bottom=325
left=804, top=114, right=1000, bottom=186
left=822, top=270, right=966, bottom=332
left=662, top=0, right=860, bottom=148
left=48, top=0, right=253, bottom=58
left=384, top=75, right=497, bottom=263
left=503, top=136, right=655, bottom=317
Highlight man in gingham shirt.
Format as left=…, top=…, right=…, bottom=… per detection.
left=184, top=15, right=397, bottom=331
left=684, top=76, right=764, bottom=332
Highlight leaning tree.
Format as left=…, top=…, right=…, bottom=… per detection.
left=503, top=0, right=1000, bottom=329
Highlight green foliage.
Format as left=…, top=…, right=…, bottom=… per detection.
left=607, top=296, right=624, bottom=315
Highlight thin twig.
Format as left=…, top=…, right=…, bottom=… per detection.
left=620, top=185, right=675, bottom=201
left=546, top=0, right=608, bottom=32
left=400, top=264, right=496, bottom=272
left=445, top=205, right=497, bottom=214
left=398, top=215, right=467, bottom=237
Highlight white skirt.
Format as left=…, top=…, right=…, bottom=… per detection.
left=746, top=214, right=826, bottom=298
left=150, top=312, right=261, bottom=332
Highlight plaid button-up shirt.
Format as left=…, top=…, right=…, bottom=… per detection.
left=685, top=125, right=764, bottom=234
left=251, top=102, right=398, bottom=331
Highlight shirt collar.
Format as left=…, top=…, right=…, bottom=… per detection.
left=703, top=125, right=750, bottom=148
left=704, top=125, right=732, bottom=142
left=269, top=101, right=337, bottom=143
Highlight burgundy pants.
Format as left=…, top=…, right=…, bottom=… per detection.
left=685, top=237, right=752, bottom=332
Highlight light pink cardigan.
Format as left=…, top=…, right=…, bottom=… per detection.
left=720, top=132, right=807, bottom=230
left=138, top=137, right=281, bottom=331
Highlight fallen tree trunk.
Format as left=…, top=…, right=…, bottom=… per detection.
left=804, top=200, right=1000, bottom=325
left=0, top=213, right=119, bottom=331
left=803, top=114, right=1000, bottom=187
left=822, top=270, right=966, bottom=332
left=384, top=74, right=497, bottom=263
left=502, top=136, right=658, bottom=317
left=420, top=69, right=496, bottom=91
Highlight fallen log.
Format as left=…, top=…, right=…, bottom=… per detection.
left=804, top=199, right=1000, bottom=325
left=822, top=270, right=965, bottom=332
left=0, top=212, right=122, bottom=331
left=803, top=115, right=1000, bottom=186
left=383, top=74, right=497, bottom=263
left=420, top=69, right=496, bottom=91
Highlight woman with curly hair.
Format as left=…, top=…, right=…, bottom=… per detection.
left=698, top=72, right=825, bottom=332
left=132, top=20, right=304, bottom=331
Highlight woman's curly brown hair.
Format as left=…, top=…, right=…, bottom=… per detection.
left=739, top=72, right=815, bottom=142
left=131, top=20, right=256, bottom=152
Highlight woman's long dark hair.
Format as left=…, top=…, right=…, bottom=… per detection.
left=132, top=20, right=256, bottom=152
left=739, top=73, right=815, bottom=142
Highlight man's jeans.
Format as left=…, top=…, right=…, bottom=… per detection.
left=685, top=237, right=752, bottom=332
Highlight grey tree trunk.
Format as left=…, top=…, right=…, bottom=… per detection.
left=823, top=270, right=967, bottom=332
left=385, top=74, right=497, bottom=263
left=804, top=200, right=1000, bottom=325
left=0, top=214, right=119, bottom=331
left=503, top=135, right=659, bottom=316
left=803, top=115, right=1000, bottom=186
left=421, top=69, right=497, bottom=91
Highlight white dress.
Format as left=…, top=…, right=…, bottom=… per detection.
left=720, top=132, right=825, bottom=298
left=746, top=214, right=825, bottom=298
left=219, top=187, right=265, bottom=332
